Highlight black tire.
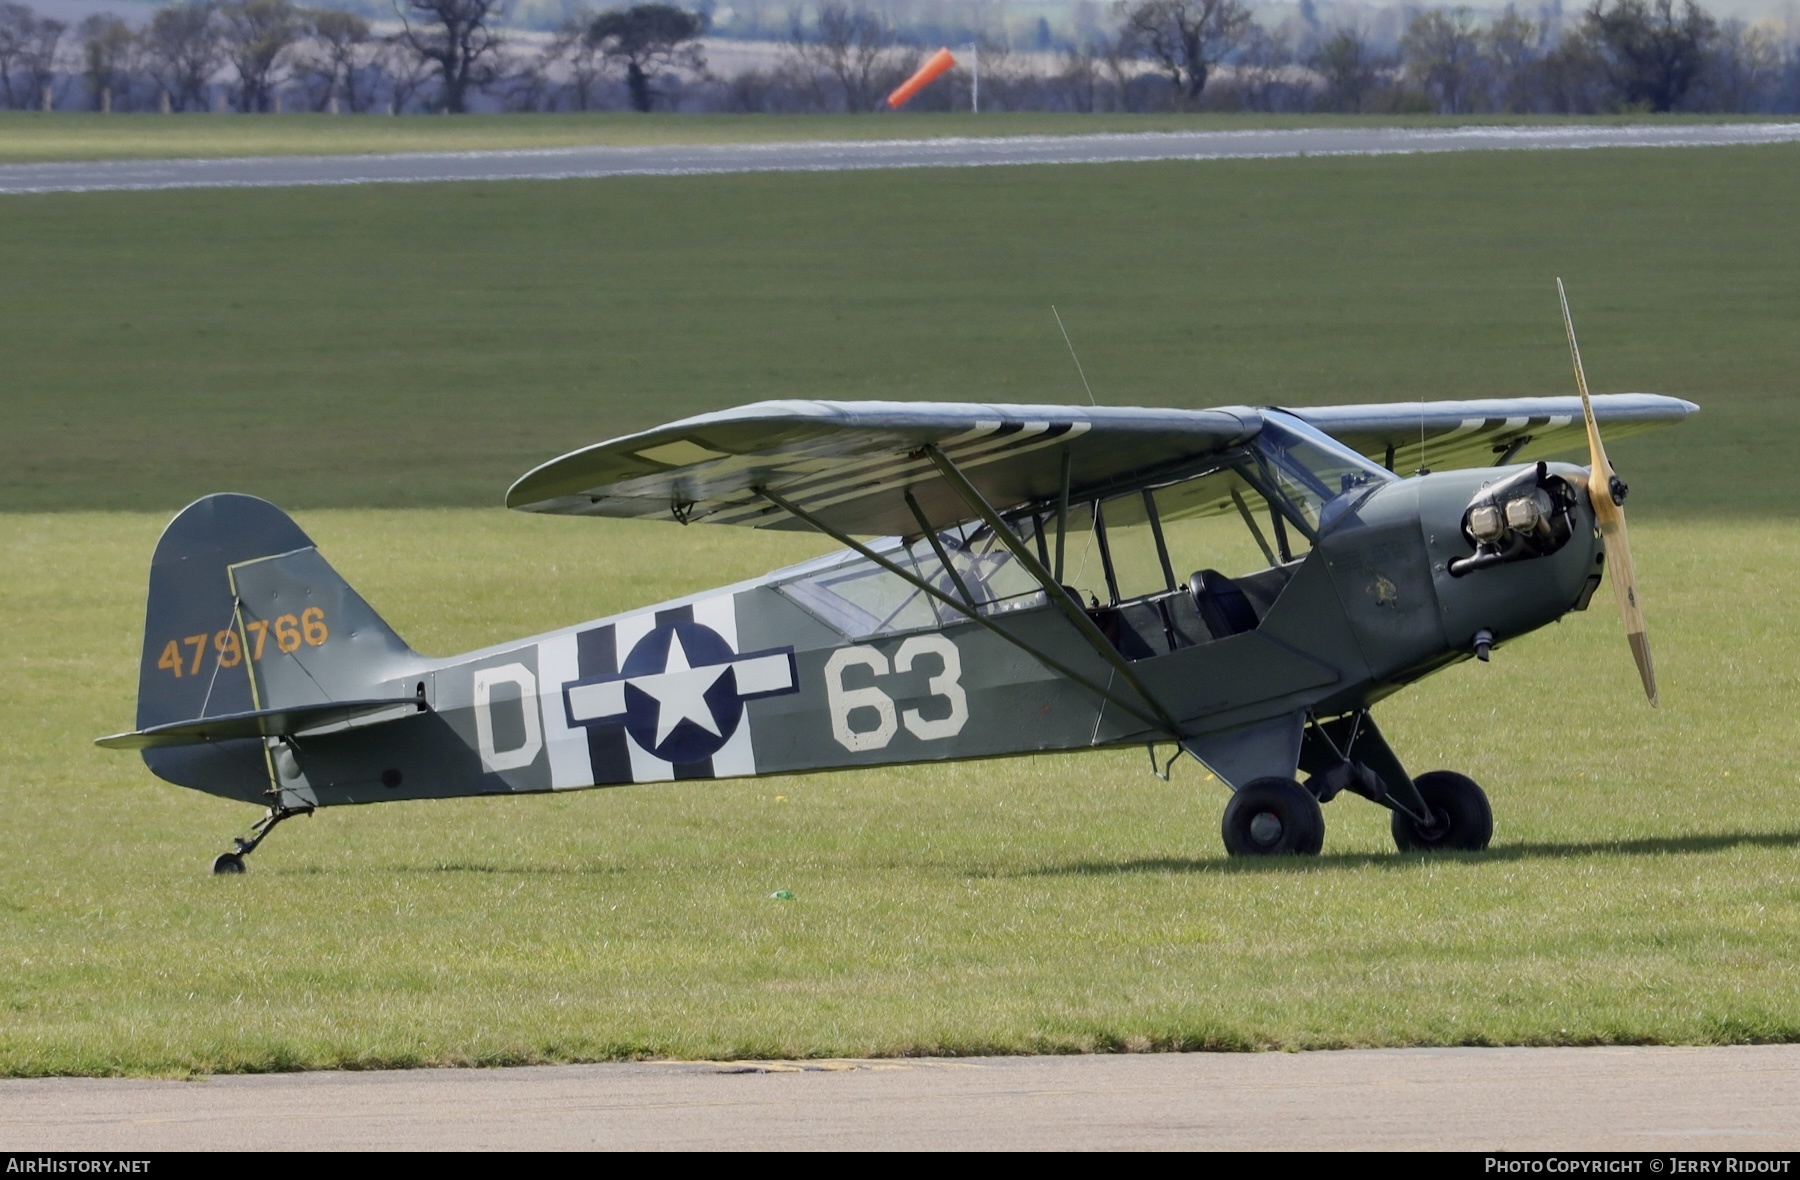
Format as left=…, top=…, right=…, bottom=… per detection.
left=1391, top=771, right=1492, bottom=852
left=1221, top=777, right=1326, bottom=857
left=211, top=852, right=246, bottom=875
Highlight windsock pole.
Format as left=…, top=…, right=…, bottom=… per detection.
left=886, top=47, right=957, bottom=109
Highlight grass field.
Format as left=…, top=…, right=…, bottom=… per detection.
left=0, top=111, right=1783, bottom=164
left=2, top=140, right=1798, bottom=1074
left=4, top=143, right=1799, bottom=515
left=2, top=511, right=1797, bottom=1074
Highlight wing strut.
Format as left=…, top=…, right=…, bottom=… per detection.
left=756, top=486, right=1172, bottom=736
left=904, top=490, right=977, bottom=609
left=920, top=444, right=1186, bottom=739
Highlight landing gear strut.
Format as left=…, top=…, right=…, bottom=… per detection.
left=211, top=804, right=312, bottom=875
left=1267, top=710, right=1495, bottom=856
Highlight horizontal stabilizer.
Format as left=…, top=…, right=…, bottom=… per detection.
left=95, top=697, right=422, bottom=750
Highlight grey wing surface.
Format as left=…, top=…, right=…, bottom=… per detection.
left=1288, top=394, right=1698, bottom=474
left=505, top=399, right=1262, bottom=535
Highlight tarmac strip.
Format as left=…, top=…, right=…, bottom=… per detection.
left=2, top=1045, right=1797, bottom=1150
left=2, top=122, right=1798, bottom=194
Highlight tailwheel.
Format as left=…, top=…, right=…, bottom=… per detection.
left=207, top=803, right=312, bottom=875
left=1222, top=777, right=1325, bottom=857
left=1391, top=771, right=1492, bottom=852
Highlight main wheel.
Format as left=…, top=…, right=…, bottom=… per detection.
left=211, top=852, right=246, bottom=875
left=1391, top=771, right=1492, bottom=852
left=1221, top=777, right=1325, bottom=857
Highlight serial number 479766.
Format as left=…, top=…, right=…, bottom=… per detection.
left=157, top=607, right=328, bottom=678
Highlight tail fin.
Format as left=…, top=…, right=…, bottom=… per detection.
left=133, top=493, right=417, bottom=733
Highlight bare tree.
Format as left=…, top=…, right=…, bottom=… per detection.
left=1055, top=40, right=1104, bottom=111
left=0, top=2, right=63, bottom=108
left=589, top=4, right=705, bottom=112
left=493, top=43, right=554, bottom=109
left=220, top=0, right=304, bottom=111
left=1483, top=8, right=1543, bottom=112
left=1582, top=0, right=1716, bottom=110
left=1232, top=23, right=1299, bottom=110
left=548, top=6, right=605, bottom=110
left=395, top=0, right=507, bottom=113
left=1115, top=0, right=1252, bottom=102
left=1696, top=17, right=1781, bottom=111
left=1307, top=26, right=1387, bottom=112
left=19, top=10, right=61, bottom=108
left=788, top=2, right=901, bottom=112
left=78, top=12, right=137, bottom=110
left=0, top=3, right=33, bottom=107
left=1098, top=27, right=1143, bottom=110
left=1401, top=6, right=1484, bottom=112
left=299, top=8, right=378, bottom=112
left=1539, top=25, right=1609, bottom=111
left=143, top=2, right=224, bottom=111
left=376, top=32, right=434, bottom=112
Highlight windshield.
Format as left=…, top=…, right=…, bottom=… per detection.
left=1251, top=411, right=1395, bottom=532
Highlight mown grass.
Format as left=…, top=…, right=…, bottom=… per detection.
left=0, top=111, right=1785, bottom=164
left=2, top=136, right=1797, bottom=1074
left=1, top=510, right=1796, bottom=1075
left=3, top=143, right=1798, bottom=516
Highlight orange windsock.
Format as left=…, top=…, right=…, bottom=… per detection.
left=886, top=48, right=956, bottom=109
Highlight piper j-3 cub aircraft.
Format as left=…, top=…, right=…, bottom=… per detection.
left=101, top=288, right=1695, bottom=873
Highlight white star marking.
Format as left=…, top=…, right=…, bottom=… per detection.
left=631, top=631, right=729, bottom=746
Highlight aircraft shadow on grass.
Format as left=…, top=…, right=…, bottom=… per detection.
left=269, top=831, right=1800, bottom=879
left=1015, top=830, right=1800, bottom=877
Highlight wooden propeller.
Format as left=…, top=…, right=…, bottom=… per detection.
left=1557, top=279, right=1657, bottom=706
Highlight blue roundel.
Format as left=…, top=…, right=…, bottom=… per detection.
left=620, top=620, right=743, bottom=764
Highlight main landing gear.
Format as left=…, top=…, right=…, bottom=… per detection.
left=211, top=804, right=312, bottom=875
left=1217, top=712, right=1493, bottom=858
left=1390, top=771, right=1493, bottom=852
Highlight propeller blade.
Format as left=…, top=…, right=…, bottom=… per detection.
left=1557, top=279, right=1657, bottom=706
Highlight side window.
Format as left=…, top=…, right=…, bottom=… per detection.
left=1097, top=493, right=1173, bottom=603
left=1152, top=465, right=1310, bottom=580
left=1050, top=500, right=1100, bottom=603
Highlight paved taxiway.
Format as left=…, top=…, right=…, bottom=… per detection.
left=2, top=122, right=1798, bottom=194
left=3, top=1045, right=1797, bottom=1150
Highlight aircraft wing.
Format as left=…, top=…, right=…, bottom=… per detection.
left=1288, top=393, right=1698, bottom=475
left=506, top=400, right=1259, bottom=536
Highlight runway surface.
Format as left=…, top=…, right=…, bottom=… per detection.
left=3, top=122, right=1799, bottom=194
left=3, top=1045, right=1797, bottom=1150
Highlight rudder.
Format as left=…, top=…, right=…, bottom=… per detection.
left=138, top=494, right=317, bottom=731
left=134, top=495, right=418, bottom=799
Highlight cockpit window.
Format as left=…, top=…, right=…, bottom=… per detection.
left=1146, top=460, right=1316, bottom=577
left=1251, top=411, right=1395, bottom=533
left=775, top=414, right=1389, bottom=642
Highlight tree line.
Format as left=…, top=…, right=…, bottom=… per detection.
left=0, top=0, right=1793, bottom=115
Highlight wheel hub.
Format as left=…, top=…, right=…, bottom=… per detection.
left=1249, top=811, right=1284, bottom=846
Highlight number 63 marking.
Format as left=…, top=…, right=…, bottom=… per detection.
left=824, top=635, right=968, bottom=753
